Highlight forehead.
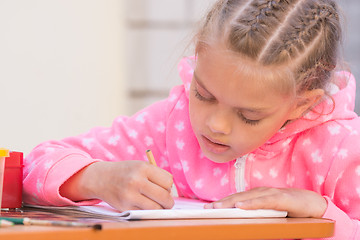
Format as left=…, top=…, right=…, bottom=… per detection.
left=195, top=46, right=295, bottom=98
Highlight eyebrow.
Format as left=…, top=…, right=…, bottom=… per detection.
left=193, top=71, right=269, bottom=114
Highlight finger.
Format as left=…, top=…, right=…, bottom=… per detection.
left=134, top=194, right=165, bottom=210
left=109, top=190, right=167, bottom=211
left=234, top=190, right=327, bottom=218
left=104, top=191, right=153, bottom=211
left=140, top=179, right=175, bottom=209
left=147, top=164, right=174, bottom=192
left=234, top=194, right=284, bottom=211
left=208, top=187, right=276, bottom=208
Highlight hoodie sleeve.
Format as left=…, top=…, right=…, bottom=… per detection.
left=319, top=120, right=360, bottom=240
left=23, top=85, right=185, bottom=206
left=321, top=197, right=359, bottom=240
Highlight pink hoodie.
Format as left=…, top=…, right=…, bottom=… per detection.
left=24, top=57, right=360, bottom=239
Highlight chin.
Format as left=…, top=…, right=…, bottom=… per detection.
left=202, top=150, right=235, bottom=164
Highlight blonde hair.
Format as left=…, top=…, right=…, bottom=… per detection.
left=195, top=0, right=342, bottom=96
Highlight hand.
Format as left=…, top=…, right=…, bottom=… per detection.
left=60, top=160, right=174, bottom=211
left=204, top=187, right=328, bottom=218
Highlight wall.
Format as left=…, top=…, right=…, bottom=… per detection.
left=340, top=0, right=360, bottom=111
left=0, top=0, right=127, bottom=154
left=124, top=0, right=217, bottom=115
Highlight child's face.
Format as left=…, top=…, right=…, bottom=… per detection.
left=189, top=47, right=299, bottom=163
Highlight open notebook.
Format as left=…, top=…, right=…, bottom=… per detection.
left=26, top=197, right=287, bottom=221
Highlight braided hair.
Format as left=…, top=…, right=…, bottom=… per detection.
left=195, top=0, right=341, bottom=95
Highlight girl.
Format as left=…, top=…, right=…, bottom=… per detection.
left=24, top=0, right=359, bottom=239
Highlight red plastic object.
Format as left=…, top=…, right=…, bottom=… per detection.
left=1, top=151, right=23, bottom=208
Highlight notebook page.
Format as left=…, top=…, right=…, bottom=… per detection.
left=26, top=197, right=287, bottom=220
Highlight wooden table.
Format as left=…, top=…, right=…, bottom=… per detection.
left=0, top=217, right=334, bottom=240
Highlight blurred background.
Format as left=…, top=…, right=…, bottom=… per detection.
left=0, top=0, right=359, bottom=154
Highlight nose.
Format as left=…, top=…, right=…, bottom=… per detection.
left=206, top=109, right=232, bottom=135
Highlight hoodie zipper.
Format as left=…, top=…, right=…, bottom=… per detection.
left=234, top=155, right=248, bottom=192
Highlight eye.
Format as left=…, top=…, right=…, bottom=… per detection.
left=194, top=88, right=207, bottom=101
left=194, top=85, right=215, bottom=102
left=237, top=112, right=261, bottom=126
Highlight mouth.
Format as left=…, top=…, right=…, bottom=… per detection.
left=201, top=135, right=230, bottom=154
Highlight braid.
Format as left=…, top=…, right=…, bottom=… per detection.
left=228, top=0, right=297, bottom=58
left=273, top=4, right=323, bottom=63
left=264, top=1, right=338, bottom=64
left=298, top=1, right=340, bottom=91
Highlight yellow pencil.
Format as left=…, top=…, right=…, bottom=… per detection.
left=146, top=149, right=157, bottom=166
left=146, top=149, right=176, bottom=194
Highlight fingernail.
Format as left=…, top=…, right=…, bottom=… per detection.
left=235, top=202, right=244, bottom=208
left=204, top=203, right=213, bottom=209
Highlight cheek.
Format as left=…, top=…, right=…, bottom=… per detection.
left=247, top=118, right=287, bottom=145
left=231, top=120, right=284, bottom=153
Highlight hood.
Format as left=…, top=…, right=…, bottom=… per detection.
left=178, top=56, right=196, bottom=98
left=266, top=71, right=357, bottom=144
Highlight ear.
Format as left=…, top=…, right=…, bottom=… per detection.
left=288, top=89, right=325, bottom=120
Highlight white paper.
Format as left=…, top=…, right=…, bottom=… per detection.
left=27, top=197, right=287, bottom=220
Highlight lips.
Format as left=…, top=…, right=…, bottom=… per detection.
left=201, top=135, right=230, bottom=154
